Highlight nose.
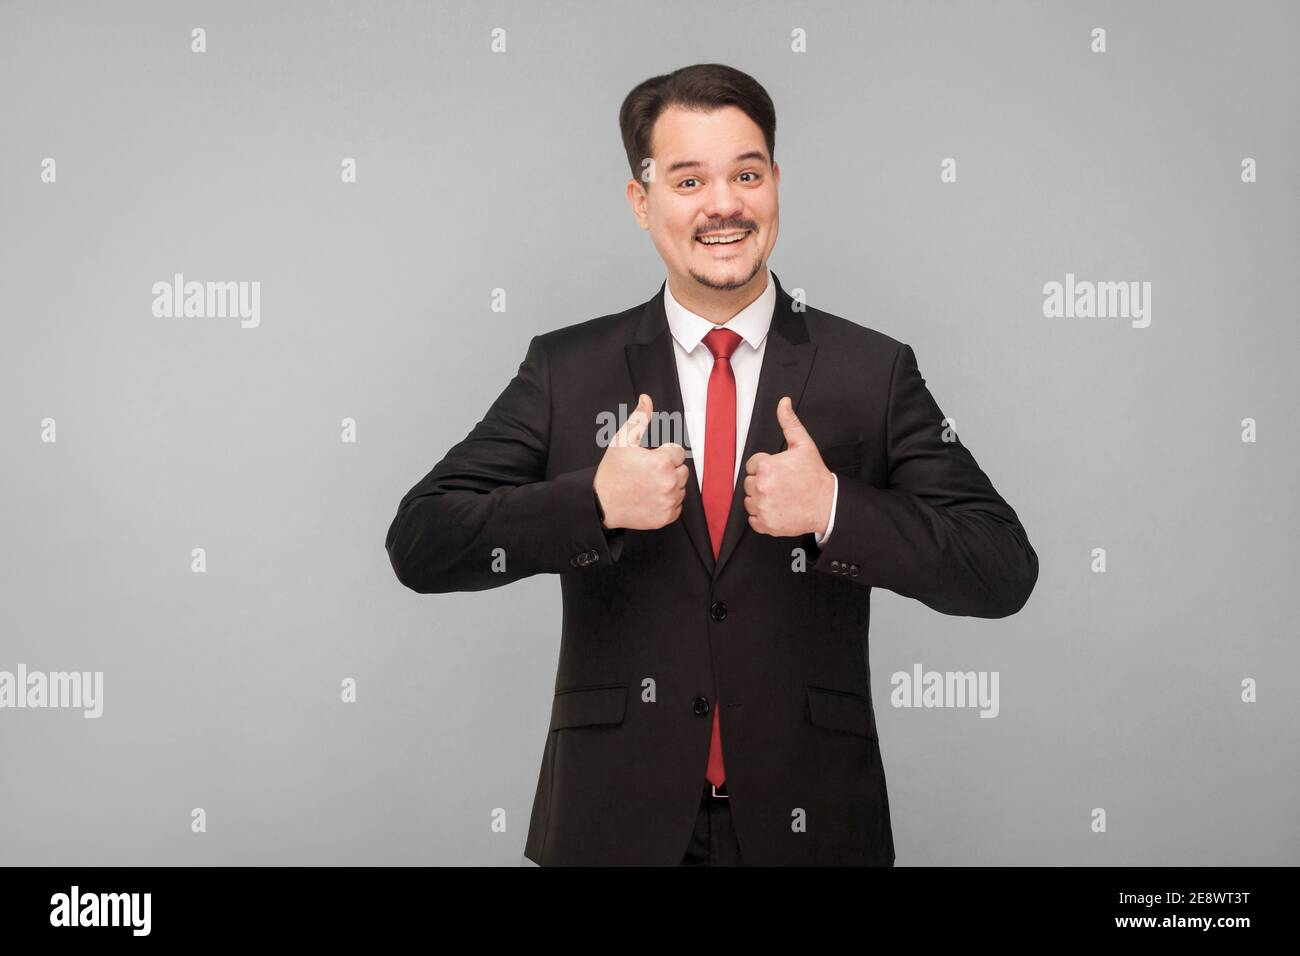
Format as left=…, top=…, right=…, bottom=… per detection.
left=700, top=177, right=745, bottom=226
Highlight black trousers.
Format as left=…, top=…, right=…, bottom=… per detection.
left=679, top=784, right=743, bottom=865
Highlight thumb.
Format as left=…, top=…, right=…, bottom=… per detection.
left=617, top=393, right=653, bottom=448
left=776, top=396, right=813, bottom=450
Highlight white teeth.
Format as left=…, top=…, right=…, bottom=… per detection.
left=698, top=231, right=748, bottom=244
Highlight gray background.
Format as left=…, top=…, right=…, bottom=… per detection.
left=1, top=0, right=1296, bottom=866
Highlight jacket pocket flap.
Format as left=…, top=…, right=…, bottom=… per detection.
left=806, top=684, right=876, bottom=739
left=550, top=683, right=628, bottom=731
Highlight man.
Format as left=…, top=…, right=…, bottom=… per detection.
left=385, top=63, right=1038, bottom=866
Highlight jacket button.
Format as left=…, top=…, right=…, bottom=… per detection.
left=830, top=560, right=841, bottom=572
left=570, top=555, right=580, bottom=567
left=692, top=696, right=711, bottom=716
left=709, top=601, right=727, bottom=622
left=849, top=564, right=859, bottom=576
left=588, top=550, right=600, bottom=564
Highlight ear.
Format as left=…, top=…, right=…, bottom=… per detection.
left=626, top=179, right=649, bottom=229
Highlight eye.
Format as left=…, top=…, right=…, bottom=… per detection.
left=678, top=178, right=699, bottom=189
left=738, top=171, right=759, bottom=182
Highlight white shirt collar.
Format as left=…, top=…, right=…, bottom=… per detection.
left=663, top=266, right=775, bottom=354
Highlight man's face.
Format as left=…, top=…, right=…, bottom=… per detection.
left=628, top=104, right=780, bottom=294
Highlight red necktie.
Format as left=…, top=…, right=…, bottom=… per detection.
left=701, top=327, right=742, bottom=788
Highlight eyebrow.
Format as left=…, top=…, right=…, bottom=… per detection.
left=665, top=150, right=769, bottom=175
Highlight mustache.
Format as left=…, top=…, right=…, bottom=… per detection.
left=694, top=222, right=756, bottom=237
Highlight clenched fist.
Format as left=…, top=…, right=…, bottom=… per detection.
left=743, top=396, right=836, bottom=537
left=594, top=393, right=689, bottom=531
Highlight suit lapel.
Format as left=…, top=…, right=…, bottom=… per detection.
left=625, top=283, right=715, bottom=577
left=623, top=270, right=817, bottom=583
left=712, top=272, right=816, bottom=581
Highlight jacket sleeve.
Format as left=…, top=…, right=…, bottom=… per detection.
left=810, top=342, right=1038, bottom=618
left=385, top=334, right=624, bottom=594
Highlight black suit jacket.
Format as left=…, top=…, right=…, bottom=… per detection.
left=385, top=271, right=1038, bottom=865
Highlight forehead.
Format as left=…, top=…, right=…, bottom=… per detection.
left=649, top=105, right=769, bottom=168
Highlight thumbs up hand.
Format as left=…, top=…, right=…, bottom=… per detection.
left=743, top=396, right=836, bottom=537
left=594, top=393, right=689, bottom=531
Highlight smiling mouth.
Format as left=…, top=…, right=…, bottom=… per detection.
left=695, top=229, right=751, bottom=249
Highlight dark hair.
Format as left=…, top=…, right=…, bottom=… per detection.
left=618, top=63, right=776, bottom=184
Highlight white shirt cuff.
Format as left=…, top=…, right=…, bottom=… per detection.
left=813, top=474, right=839, bottom=545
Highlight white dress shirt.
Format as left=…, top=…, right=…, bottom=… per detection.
left=662, top=266, right=839, bottom=544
